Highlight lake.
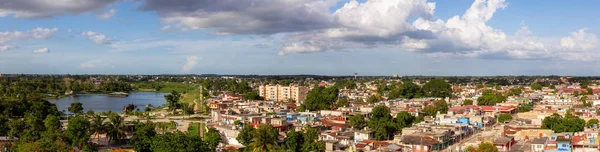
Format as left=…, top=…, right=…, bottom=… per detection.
left=49, top=92, right=168, bottom=113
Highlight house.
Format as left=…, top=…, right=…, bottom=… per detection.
left=531, top=137, right=547, bottom=152
left=399, top=135, right=440, bottom=152
left=354, top=128, right=374, bottom=143
left=544, top=135, right=572, bottom=152
left=493, top=136, right=515, bottom=151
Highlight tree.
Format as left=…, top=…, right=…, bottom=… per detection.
left=367, top=95, right=380, bottom=104
left=68, top=102, right=84, bottom=115
left=477, top=142, right=498, bottom=152
left=89, top=115, right=105, bottom=143
left=422, top=79, right=452, bottom=98
left=8, top=119, right=25, bottom=138
left=464, top=99, right=474, bottom=105
left=495, top=86, right=502, bottom=90
left=151, top=131, right=210, bottom=152
left=542, top=113, right=585, bottom=133
left=477, top=90, right=506, bottom=106
left=368, top=106, right=396, bottom=140
left=0, top=115, right=8, bottom=136
left=299, top=86, right=339, bottom=111
left=395, top=111, right=415, bottom=129
left=581, top=80, right=590, bottom=89
left=301, top=126, right=325, bottom=152
left=530, top=82, right=542, bottom=90
left=250, top=124, right=280, bottom=152
left=497, top=114, right=512, bottom=123
left=508, top=88, right=522, bottom=96
left=66, top=116, right=91, bottom=149
left=423, top=100, right=449, bottom=116
left=587, top=119, right=599, bottom=128
left=465, top=145, right=476, bottom=152
left=236, top=125, right=255, bottom=146
left=284, top=128, right=303, bottom=152
left=336, top=97, right=349, bottom=108
left=204, top=128, right=222, bottom=150
left=243, top=91, right=263, bottom=100
left=164, top=90, right=181, bottom=112
left=348, top=114, right=366, bottom=130
left=105, top=114, right=126, bottom=145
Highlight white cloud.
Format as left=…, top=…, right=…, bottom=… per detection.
left=560, top=28, right=598, bottom=51
left=81, top=31, right=113, bottom=45
left=97, top=9, right=116, bottom=20
left=67, top=29, right=73, bottom=33
left=32, top=47, right=50, bottom=53
left=0, top=0, right=119, bottom=18
left=0, top=45, right=14, bottom=51
left=80, top=59, right=104, bottom=69
left=181, top=56, right=199, bottom=73
left=0, top=27, right=59, bottom=43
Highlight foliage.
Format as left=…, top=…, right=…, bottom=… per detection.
left=301, top=126, right=325, bottom=152
left=463, top=99, right=473, bottom=105
left=204, top=128, right=222, bottom=150
left=164, top=90, right=182, bottom=112
left=542, top=113, right=585, bottom=133
left=465, top=145, right=476, bottom=152
left=587, top=119, right=599, bottom=128
left=477, top=142, right=499, bottom=152
left=89, top=115, right=105, bottom=142
left=497, top=114, right=512, bottom=123
left=243, top=91, right=264, bottom=100
left=395, top=111, right=416, bottom=130
left=236, top=125, right=256, bottom=146
left=68, top=102, right=84, bottom=115
left=421, top=78, right=452, bottom=98
left=250, top=124, right=280, bottom=152
left=66, top=116, right=91, bottom=149
left=336, top=97, right=349, bottom=108
left=299, top=86, right=339, bottom=111
left=508, top=88, right=522, bottom=96
left=367, top=95, right=381, bottom=104
left=349, top=114, right=366, bottom=130
left=368, top=105, right=397, bottom=140
left=517, top=104, right=534, bottom=112
left=389, top=81, right=422, bottom=99
left=423, top=100, right=449, bottom=116
left=284, top=128, right=303, bottom=152
left=477, top=90, right=506, bottom=106
left=105, top=114, right=127, bottom=145
left=530, top=82, right=542, bottom=90
left=150, top=131, right=211, bottom=152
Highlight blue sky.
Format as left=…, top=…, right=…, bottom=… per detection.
left=1, top=0, right=599, bottom=76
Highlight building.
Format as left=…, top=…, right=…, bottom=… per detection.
left=258, top=85, right=309, bottom=103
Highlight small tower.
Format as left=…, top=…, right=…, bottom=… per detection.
left=354, top=72, right=358, bottom=79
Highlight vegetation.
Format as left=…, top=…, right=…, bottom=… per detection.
left=476, top=142, right=499, bottom=152
left=542, top=113, right=585, bottom=133
left=299, top=86, right=339, bottom=111
left=68, top=102, right=84, bottom=115
left=423, top=100, right=449, bottom=116
left=421, top=78, right=452, bottom=98
left=517, top=103, right=534, bottom=112
left=366, top=106, right=416, bottom=140
left=530, top=82, right=543, bottom=90
left=463, top=99, right=473, bottom=105
left=497, top=114, right=512, bottom=123
left=477, top=90, right=506, bottom=106
left=587, top=119, right=599, bottom=128
left=349, top=114, right=366, bottom=130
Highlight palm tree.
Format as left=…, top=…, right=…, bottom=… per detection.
left=89, top=115, right=105, bottom=143
left=104, top=114, right=126, bottom=145
left=249, top=124, right=279, bottom=152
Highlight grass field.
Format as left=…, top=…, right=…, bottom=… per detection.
left=187, top=122, right=203, bottom=136
left=134, top=82, right=199, bottom=93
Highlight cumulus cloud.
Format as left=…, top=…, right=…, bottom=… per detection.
left=0, top=45, right=14, bottom=51
left=560, top=28, right=598, bottom=51
left=0, top=27, right=58, bottom=51
left=181, top=56, right=198, bottom=73
left=33, top=47, right=50, bottom=53
left=81, top=31, right=113, bottom=45
left=0, top=0, right=120, bottom=18
left=97, top=9, right=116, bottom=20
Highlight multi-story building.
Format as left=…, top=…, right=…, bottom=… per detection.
left=258, top=85, right=309, bottom=103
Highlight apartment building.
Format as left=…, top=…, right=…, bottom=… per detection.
left=258, top=85, right=309, bottom=103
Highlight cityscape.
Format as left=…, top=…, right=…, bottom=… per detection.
left=2, top=0, right=600, bottom=152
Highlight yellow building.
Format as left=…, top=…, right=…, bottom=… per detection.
left=258, top=85, right=309, bottom=103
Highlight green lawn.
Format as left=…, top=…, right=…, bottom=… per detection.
left=187, top=123, right=203, bottom=136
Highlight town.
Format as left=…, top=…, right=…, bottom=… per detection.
left=1, top=74, right=599, bottom=152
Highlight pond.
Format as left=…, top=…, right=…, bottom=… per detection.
left=48, top=92, right=168, bottom=113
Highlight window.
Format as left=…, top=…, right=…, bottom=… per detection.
left=562, top=144, right=566, bottom=147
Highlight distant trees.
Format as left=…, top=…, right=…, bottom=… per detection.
left=542, top=113, right=585, bottom=133
left=423, top=100, right=449, bottom=116
left=368, top=105, right=397, bottom=140
left=477, top=90, right=506, bottom=106
left=422, top=79, right=452, bottom=98
left=497, top=114, right=512, bottom=123
left=388, top=81, right=423, bottom=99
left=463, top=99, right=474, bottom=105
left=349, top=114, right=366, bottom=130
left=299, top=86, right=339, bottom=111
left=508, top=88, right=522, bottom=96
left=68, top=102, right=84, bottom=115
left=587, top=119, right=599, bottom=128
left=477, top=142, right=499, bottom=152
left=243, top=91, right=263, bottom=100
left=164, top=90, right=181, bottom=112
left=530, top=82, right=543, bottom=90
left=336, top=97, right=349, bottom=108
left=517, top=104, right=534, bottom=112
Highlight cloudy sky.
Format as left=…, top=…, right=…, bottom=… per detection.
left=1, top=0, right=599, bottom=76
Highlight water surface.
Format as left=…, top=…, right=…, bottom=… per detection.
left=49, top=92, right=168, bottom=113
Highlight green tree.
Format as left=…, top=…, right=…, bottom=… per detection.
left=495, top=86, right=502, bottom=90
left=465, top=145, right=476, bottom=152
left=130, top=122, right=156, bottom=152
left=250, top=124, right=280, bottom=152
left=299, top=86, right=339, bottom=111
left=395, top=111, right=415, bottom=129
left=204, top=128, right=222, bottom=150
left=284, top=128, right=303, bottom=152
left=367, top=95, right=380, bottom=104
left=421, top=79, right=452, bottom=98
left=151, top=131, right=210, bottom=152
left=243, top=91, right=264, bottom=100
left=508, top=88, right=522, bottom=96
left=66, top=116, right=91, bottom=149
left=8, top=119, right=25, bottom=138
left=368, top=105, right=397, bottom=140
left=236, top=125, right=256, bottom=146
left=348, top=114, right=366, bottom=130
left=89, top=115, right=105, bottom=143
left=497, top=114, right=512, bottom=123
left=477, top=90, right=506, bottom=106
left=464, top=99, right=474, bottom=105
left=105, top=114, right=126, bottom=145
left=477, top=142, right=499, bottom=152
left=530, top=82, right=542, bottom=90
left=0, top=115, right=8, bottom=136
left=301, top=126, right=325, bottom=152
left=587, top=119, right=599, bottom=128
left=68, top=102, right=84, bottom=115
left=164, top=90, right=182, bottom=112
left=336, top=97, right=349, bottom=108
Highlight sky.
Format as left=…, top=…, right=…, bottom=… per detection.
left=1, top=0, right=600, bottom=76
